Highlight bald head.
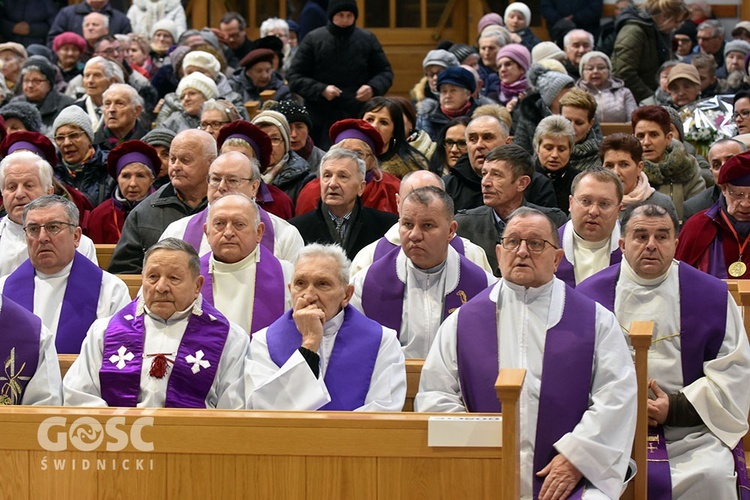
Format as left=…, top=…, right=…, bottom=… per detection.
left=398, top=170, right=446, bottom=206
left=205, top=193, right=264, bottom=264
left=207, top=151, right=261, bottom=203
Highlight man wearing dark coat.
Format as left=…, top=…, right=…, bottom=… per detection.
left=47, top=0, right=132, bottom=47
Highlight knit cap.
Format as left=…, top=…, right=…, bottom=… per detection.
left=662, top=106, right=685, bottom=142
left=496, top=44, right=531, bottom=72
left=531, top=41, right=566, bottom=63
left=448, top=43, right=478, bottom=64
left=142, top=127, right=176, bottom=149
left=0, top=101, right=43, bottom=132
left=579, top=51, right=612, bottom=77
left=53, top=105, right=95, bottom=143
left=504, top=2, right=531, bottom=28
left=725, top=40, right=750, bottom=59
left=252, top=110, right=291, bottom=152
left=182, top=51, right=221, bottom=79
left=53, top=32, right=87, bottom=54
left=327, top=0, right=358, bottom=21
left=271, top=100, right=313, bottom=130
left=477, top=13, right=504, bottom=34
left=151, top=19, right=179, bottom=42
left=528, top=64, right=574, bottom=107
left=422, top=49, right=459, bottom=70
left=176, top=72, right=219, bottom=100
left=22, top=55, right=56, bottom=87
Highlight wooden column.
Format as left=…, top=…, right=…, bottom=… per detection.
left=628, top=321, right=654, bottom=500
left=496, top=368, right=525, bottom=500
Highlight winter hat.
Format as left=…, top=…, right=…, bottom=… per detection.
left=719, top=151, right=750, bottom=186
left=725, top=40, right=750, bottom=59
left=477, top=13, right=504, bottom=34
left=142, top=127, right=176, bottom=150
left=662, top=106, right=685, bottom=142
left=22, top=55, right=56, bottom=87
left=504, top=3, right=531, bottom=28
left=239, top=48, right=276, bottom=69
left=0, top=101, right=43, bottom=132
left=437, top=66, right=477, bottom=93
left=528, top=64, right=574, bottom=107
left=448, top=43, right=478, bottom=64
left=53, top=32, right=87, bottom=54
left=327, top=0, right=359, bottom=21
left=217, top=121, right=273, bottom=170
left=26, top=44, right=54, bottom=63
left=0, top=131, right=57, bottom=167
left=496, top=44, right=531, bottom=72
left=0, top=42, right=27, bottom=60
left=531, top=41, right=566, bottom=63
left=52, top=105, right=95, bottom=143
left=176, top=72, right=219, bottom=100
left=329, top=118, right=385, bottom=156
left=287, top=20, right=300, bottom=35
left=182, top=51, right=221, bottom=79
left=271, top=100, right=313, bottom=130
left=579, top=51, right=612, bottom=77
left=675, top=21, right=698, bottom=48
left=732, top=21, right=750, bottom=40
left=538, top=59, right=568, bottom=74
left=666, top=63, right=700, bottom=87
left=107, top=140, right=160, bottom=179
left=199, top=28, right=220, bottom=50
left=422, top=49, right=459, bottom=69
left=169, top=45, right=192, bottom=73
left=252, top=110, right=291, bottom=152
left=151, top=19, right=179, bottom=42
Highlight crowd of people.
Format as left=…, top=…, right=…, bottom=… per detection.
left=1, top=0, right=750, bottom=498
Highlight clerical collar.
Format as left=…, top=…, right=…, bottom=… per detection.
left=36, top=259, right=74, bottom=279
left=323, top=308, right=346, bottom=338
left=621, top=256, right=673, bottom=286
left=572, top=230, right=609, bottom=250
left=211, top=245, right=259, bottom=273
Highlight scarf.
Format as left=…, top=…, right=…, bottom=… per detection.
left=440, top=100, right=472, bottom=119
left=85, top=96, right=104, bottom=131
left=297, top=136, right=315, bottom=161
left=643, top=141, right=696, bottom=186
left=498, top=77, right=528, bottom=106
left=622, top=171, right=655, bottom=207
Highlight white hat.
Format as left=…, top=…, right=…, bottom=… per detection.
left=176, top=72, right=219, bottom=100
left=504, top=2, right=531, bottom=28
left=182, top=51, right=221, bottom=79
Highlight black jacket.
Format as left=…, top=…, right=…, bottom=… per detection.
left=47, top=1, right=132, bottom=46
left=54, top=147, right=114, bottom=208
left=444, top=155, right=482, bottom=212
left=536, top=161, right=579, bottom=214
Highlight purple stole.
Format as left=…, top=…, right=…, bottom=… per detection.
left=199, top=245, right=286, bottom=334
left=99, top=298, right=230, bottom=408
left=0, top=295, right=41, bottom=405
left=360, top=246, right=489, bottom=335
left=456, top=282, right=595, bottom=499
left=4, top=252, right=102, bottom=354
left=555, top=223, right=622, bottom=288
left=576, top=262, right=748, bottom=499
left=266, top=305, right=382, bottom=410
left=183, top=208, right=276, bottom=254
left=372, top=235, right=465, bottom=261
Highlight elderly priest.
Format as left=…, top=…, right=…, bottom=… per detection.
left=416, top=207, right=637, bottom=499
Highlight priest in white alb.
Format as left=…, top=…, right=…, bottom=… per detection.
left=63, top=238, right=249, bottom=408
left=416, top=207, right=637, bottom=499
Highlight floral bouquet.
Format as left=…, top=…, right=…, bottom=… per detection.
left=679, top=96, right=734, bottom=157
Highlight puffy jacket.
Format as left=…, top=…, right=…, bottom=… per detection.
left=229, top=71, right=292, bottom=103
left=576, top=77, right=637, bottom=123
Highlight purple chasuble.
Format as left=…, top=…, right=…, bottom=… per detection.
left=99, top=298, right=230, bottom=408
left=577, top=261, right=740, bottom=499
left=0, top=295, right=41, bottom=405
left=4, top=252, right=102, bottom=354
left=183, top=208, right=276, bottom=254
left=372, top=234, right=465, bottom=262
left=199, top=245, right=286, bottom=333
left=555, top=223, right=622, bottom=288
left=456, top=282, right=595, bottom=499
left=361, top=246, right=488, bottom=335
left=266, top=305, right=382, bottom=410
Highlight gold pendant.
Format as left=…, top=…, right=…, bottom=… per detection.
left=728, top=260, right=747, bottom=277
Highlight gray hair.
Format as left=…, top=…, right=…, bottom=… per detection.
left=295, top=243, right=351, bottom=286
left=320, top=148, right=367, bottom=180
left=85, top=56, right=125, bottom=83
left=23, top=194, right=79, bottom=226
left=260, top=18, right=289, bottom=37
left=143, top=238, right=201, bottom=278
left=467, top=114, right=510, bottom=139
left=0, top=150, right=53, bottom=191
left=208, top=192, right=261, bottom=228
left=533, top=115, right=576, bottom=150
left=103, top=83, right=144, bottom=110
left=84, top=11, right=109, bottom=29
left=506, top=206, right=560, bottom=247
left=564, top=29, right=595, bottom=49
left=697, top=19, right=724, bottom=38
left=478, top=28, right=510, bottom=48
left=201, top=98, right=240, bottom=121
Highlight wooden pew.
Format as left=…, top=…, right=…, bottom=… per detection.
left=58, top=355, right=77, bottom=380
left=116, top=274, right=142, bottom=300
left=601, top=123, right=633, bottom=136
left=404, top=358, right=424, bottom=412
left=94, top=244, right=116, bottom=271
left=0, top=369, right=524, bottom=500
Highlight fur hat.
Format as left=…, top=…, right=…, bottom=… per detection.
left=504, top=2, right=531, bottom=28
left=176, top=72, right=219, bottom=100
left=0, top=131, right=57, bottom=166
left=142, top=127, right=176, bottom=150
left=329, top=118, right=385, bottom=156
left=107, top=140, right=160, bottom=179
left=22, top=55, right=56, bottom=87
left=271, top=100, right=313, bottom=130
left=53, top=105, right=95, bottom=144
left=252, top=110, right=291, bottom=153
left=0, top=101, right=43, bottom=132
left=528, top=64, right=574, bottom=107
left=53, top=32, right=87, bottom=54
left=327, top=0, right=358, bottom=21
left=216, top=121, right=273, bottom=171
left=422, top=49, right=459, bottom=70
left=182, top=51, right=221, bottom=79
left=496, top=43, right=531, bottom=71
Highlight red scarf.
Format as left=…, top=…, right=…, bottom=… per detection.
left=440, top=100, right=472, bottom=119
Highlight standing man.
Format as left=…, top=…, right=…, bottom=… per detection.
left=218, top=12, right=253, bottom=67
left=48, top=0, right=132, bottom=47
left=579, top=203, right=750, bottom=498
left=287, top=0, right=393, bottom=149
left=697, top=20, right=726, bottom=69
left=416, top=207, right=637, bottom=498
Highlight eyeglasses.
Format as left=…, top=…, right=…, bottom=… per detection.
left=200, top=120, right=230, bottom=130
left=726, top=189, right=750, bottom=201
left=444, top=139, right=468, bottom=150
left=500, top=237, right=558, bottom=253
left=22, top=79, right=47, bottom=86
left=573, top=196, right=618, bottom=212
left=697, top=35, right=719, bottom=42
left=23, top=221, right=76, bottom=238
left=268, top=137, right=284, bottom=146
left=207, top=175, right=253, bottom=188
left=732, top=109, right=750, bottom=121
left=54, top=131, right=86, bottom=144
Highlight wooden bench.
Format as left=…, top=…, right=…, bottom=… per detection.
left=404, top=358, right=424, bottom=412
left=725, top=279, right=750, bottom=475
left=116, top=274, right=142, bottom=300
left=94, top=244, right=116, bottom=271
left=601, top=123, right=633, bottom=136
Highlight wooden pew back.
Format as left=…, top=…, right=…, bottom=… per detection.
left=404, top=358, right=423, bottom=411
left=726, top=279, right=750, bottom=474
left=95, top=244, right=116, bottom=271
left=116, top=274, right=142, bottom=300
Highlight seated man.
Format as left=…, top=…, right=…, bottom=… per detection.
left=416, top=207, right=637, bottom=498
left=350, top=169, right=492, bottom=277
left=350, top=186, right=495, bottom=358
left=93, top=84, right=148, bottom=151
left=64, top=238, right=249, bottom=408
left=556, top=169, right=623, bottom=287
left=245, top=243, right=406, bottom=411
left=0, top=150, right=98, bottom=278
left=160, top=151, right=303, bottom=263
left=0, top=195, right=129, bottom=353
left=289, top=149, right=397, bottom=260
left=0, top=295, right=62, bottom=405
left=200, top=193, right=293, bottom=335
left=677, top=151, right=750, bottom=278
left=455, top=144, right=566, bottom=276
left=578, top=203, right=750, bottom=498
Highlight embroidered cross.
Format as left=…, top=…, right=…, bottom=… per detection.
left=109, top=346, right=135, bottom=370
left=647, top=441, right=657, bottom=453
left=186, top=350, right=210, bottom=374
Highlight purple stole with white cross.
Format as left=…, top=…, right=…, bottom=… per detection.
left=4, top=252, right=102, bottom=354
left=199, top=245, right=286, bottom=334
left=361, top=246, right=488, bottom=335
left=456, top=282, right=596, bottom=499
left=577, top=262, right=749, bottom=499
left=183, top=207, right=276, bottom=254
left=372, top=234, right=465, bottom=261
left=99, top=298, right=230, bottom=408
left=0, top=295, right=41, bottom=405
left=554, top=223, right=622, bottom=288
left=266, top=305, right=382, bottom=410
